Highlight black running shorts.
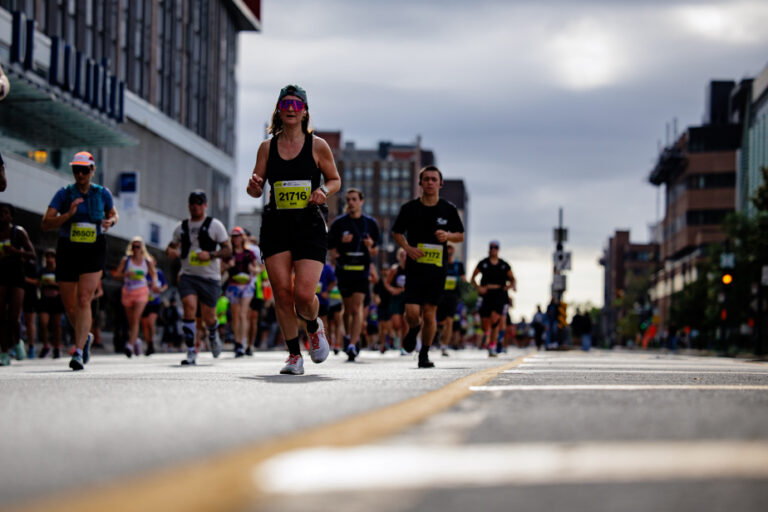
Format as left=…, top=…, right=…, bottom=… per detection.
left=260, top=207, right=327, bottom=264
left=56, top=236, right=107, bottom=283
left=403, top=262, right=445, bottom=306
left=479, top=289, right=508, bottom=318
left=338, top=278, right=368, bottom=298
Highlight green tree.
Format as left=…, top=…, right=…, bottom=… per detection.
left=668, top=167, right=768, bottom=353
left=615, top=269, right=652, bottom=344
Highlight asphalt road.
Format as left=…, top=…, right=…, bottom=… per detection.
left=0, top=346, right=520, bottom=508
left=3, top=348, right=768, bottom=511
left=257, top=350, right=768, bottom=512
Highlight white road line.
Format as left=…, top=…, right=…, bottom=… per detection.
left=255, top=441, right=768, bottom=494
left=470, top=384, right=768, bottom=391
left=505, top=369, right=768, bottom=375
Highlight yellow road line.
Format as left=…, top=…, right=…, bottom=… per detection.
left=14, top=354, right=529, bottom=512
left=471, top=384, right=768, bottom=392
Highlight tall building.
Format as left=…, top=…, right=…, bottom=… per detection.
left=442, top=178, right=468, bottom=265
left=648, top=79, right=746, bottom=328
left=736, top=64, right=768, bottom=218
left=315, top=132, right=436, bottom=267
left=0, top=1, right=260, bottom=268
left=599, top=230, right=659, bottom=341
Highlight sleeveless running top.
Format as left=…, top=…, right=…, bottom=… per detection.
left=124, top=257, right=149, bottom=291
left=265, top=133, right=321, bottom=212
left=227, top=248, right=256, bottom=285
left=40, top=267, right=60, bottom=298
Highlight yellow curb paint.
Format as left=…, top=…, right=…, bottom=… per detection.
left=14, top=354, right=529, bottom=512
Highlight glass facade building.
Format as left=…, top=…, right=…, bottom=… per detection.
left=0, top=1, right=260, bottom=254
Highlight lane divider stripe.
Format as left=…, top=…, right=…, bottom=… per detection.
left=471, top=384, right=768, bottom=391
left=257, top=441, right=768, bottom=493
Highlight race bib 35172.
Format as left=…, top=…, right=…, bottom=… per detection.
left=417, top=243, right=443, bottom=267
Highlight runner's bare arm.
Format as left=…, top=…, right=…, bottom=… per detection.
left=41, top=201, right=82, bottom=231
left=311, top=136, right=341, bottom=205
left=506, top=269, right=517, bottom=292
left=393, top=232, right=423, bottom=260
left=101, top=206, right=118, bottom=232
left=166, top=240, right=181, bottom=260
left=246, top=140, right=270, bottom=198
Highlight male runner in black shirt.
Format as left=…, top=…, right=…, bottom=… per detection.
left=471, top=240, right=516, bottom=357
left=328, top=188, right=380, bottom=361
left=392, top=166, right=464, bottom=368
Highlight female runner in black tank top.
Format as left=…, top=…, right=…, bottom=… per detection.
left=246, top=85, right=340, bottom=375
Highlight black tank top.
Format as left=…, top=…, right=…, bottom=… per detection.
left=265, top=133, right=321, bottom=212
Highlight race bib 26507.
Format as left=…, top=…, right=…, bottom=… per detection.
left=70, top=223, right=97, bottom=243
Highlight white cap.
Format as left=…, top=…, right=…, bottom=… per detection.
left=70, top=151, right=95, bottom=167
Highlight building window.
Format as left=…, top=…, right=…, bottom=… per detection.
left=686, top=209, right=733, bottom=226
left=686, top=172, right=735, bottom=190
left=150, top=223, right=161, bottom=245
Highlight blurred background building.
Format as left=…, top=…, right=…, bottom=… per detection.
left=599, top=230, right=659, bottom=343
left=0, top=0, right=261, bottom=269
left=647, top=79, right=746, bottom=329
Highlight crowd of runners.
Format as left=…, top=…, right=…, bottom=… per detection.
left=0, top=84, right=557, bottom=374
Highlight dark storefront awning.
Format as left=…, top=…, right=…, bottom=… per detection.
left=0, top=65, right=137, bottom=151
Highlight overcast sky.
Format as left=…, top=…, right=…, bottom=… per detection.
left=234, top=0, right=768, bottom=319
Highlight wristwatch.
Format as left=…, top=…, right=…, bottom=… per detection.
left=320, top=184, right=329, bottom=196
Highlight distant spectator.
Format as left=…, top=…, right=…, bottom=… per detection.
left=532, top=305, right=546, bottom=350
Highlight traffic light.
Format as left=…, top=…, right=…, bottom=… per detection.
left=557, top=302, right=567, bottom=329
left=721, top=273, right=733, bottom=285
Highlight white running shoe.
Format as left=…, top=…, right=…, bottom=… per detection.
left=280, top=354, right=304, bottom=375
left=307, top=318, right=329, bottom=364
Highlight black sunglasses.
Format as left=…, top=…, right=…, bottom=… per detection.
left=490, top=245, right=499, bottom=249
left=189, top=198, right=205, bottom=205
left=72, top=166, right=91, bottom=175
left=132, top=245, right=142, bottom=250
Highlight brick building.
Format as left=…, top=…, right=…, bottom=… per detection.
left=315, top=132, right=436, bottom=267
left=648, top=80, right=745, bottom=329
left=599, top=230, right=659, bottom=341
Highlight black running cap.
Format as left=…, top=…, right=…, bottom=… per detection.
left=188, top=190, right=207, bottom=204
left=278, top=84, right=308, bottom=104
